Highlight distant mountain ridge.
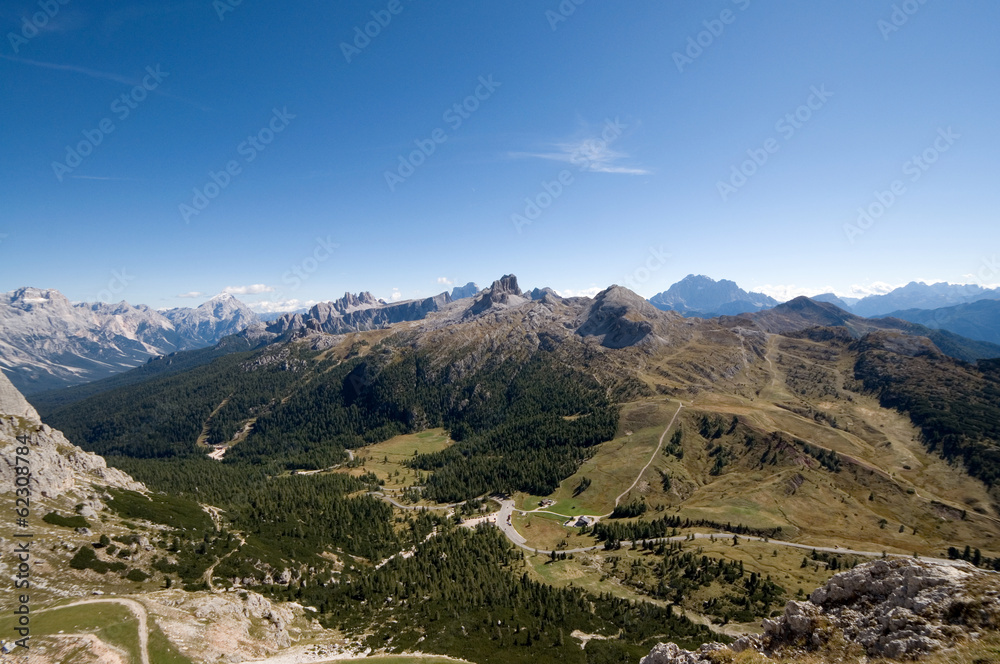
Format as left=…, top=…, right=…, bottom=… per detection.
left=849, top=281, right=1000, bottom=317
left=9, top=277, right=1000, bottom=396
left=881, top=298, right=1000, bottom=345
left=734, top=296, right=1000, bottom=362
left=450, top=282, right=479, bottom=300
left=264, top=291, right=453, bottom=337
left=0, top=287, right=259, bottom=394
left=649, top=274, right=779, bottom=317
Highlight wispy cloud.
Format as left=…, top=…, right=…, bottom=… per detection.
left=556, top=286, right=603, bottom=298
left=509, top=119, right=649, bottom=175
left=223, top=284, right=274, bottom=295
left=176, top=291, right=205, bottom=299
left=250, top=299, right=318, bottom=314
left=69, top=175, right=147, bottom=182
left=0, top=54, right=211, bottom=111
left=0, top=53, right=137, bottom=84
left=436, top=277, right=453, bottom=286
left=511, top=142, right=649, bottom=175
left=752, top=284, right=836, bottom=301
left=847, top=281, right=903, bottom=298
left=389, top=288, right=403, bottom=302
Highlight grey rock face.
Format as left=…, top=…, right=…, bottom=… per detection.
left=0, top=417, right=144, bottom=498
left=0, top=370, right=143, bottom=497
left=0, top=368, right=39, bottom=422
left=529, top=287, right=559, bottom=301
left=160, top=292, right=260, bottom=348
left=465, top=275, right=528, bottom=317
left=644, top=559, right=999, bottom=662
left=266, top=292, right=452, bottom=336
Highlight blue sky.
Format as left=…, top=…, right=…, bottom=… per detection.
left=1, top=1, right=998, bottom=311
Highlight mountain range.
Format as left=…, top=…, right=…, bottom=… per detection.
left=652, top=275, right=1000, bottom=320
left=880, top=299, right=1000, bottom=346
left=848, top=281, right=1000, bottom=317
left=6, top=276, right=999, bottom=397
left=732, top=296, right=1000, bottom=362
left=0, top=288, right=258, bottom=394
left=652, top=276, right=1000, bottom=346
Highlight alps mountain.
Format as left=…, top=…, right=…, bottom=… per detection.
left=263, top=290, right=452, bottom=337
left=0, top=288, right=259, bottom=394
left=849, top=281, right=1000, bottom=317
left=649, top=274, right=779, bottom=317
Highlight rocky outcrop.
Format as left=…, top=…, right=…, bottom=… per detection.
left=0, top=366, right=39, bottom=421
left=465, top=275, right=528, bottom=317
left=641, top=642, right=729, bottom=664
left=767, top=558, right=997, bottom=659
left=529, top=287, right=559, bottom=301
left=641, top=559, right=1000, bottom=663
left=0, top=370, right=143, bottom=498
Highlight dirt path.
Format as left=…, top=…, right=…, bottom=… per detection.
left=203, top=535, right=247, bottom=591
left=612, top=402, right=684, bottom=509
left=38, top=598, right=150, bottom=664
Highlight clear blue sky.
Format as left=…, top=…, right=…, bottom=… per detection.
left=2, top=1, right=998, bottom=311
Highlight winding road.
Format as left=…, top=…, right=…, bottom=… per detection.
left=368, top=400, right=961, bottom=566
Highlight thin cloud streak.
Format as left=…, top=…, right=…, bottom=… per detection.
left=0, top=54, right=212, bottom=112
left=509, top=140, right=649, bottom=175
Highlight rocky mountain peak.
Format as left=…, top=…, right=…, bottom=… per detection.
left=450, top=282, right=480, bottom=300
left=465, top=274, right=527, bottom=317
left=331, top=291, right=382, bottom=314
left=5, top=286, right=75, bottom=314
left=529, top=287, right=559, bottom=301
left=649, top=275, right=778, bottom=317
left=490, top=274, right=522, bottom=297
left=576, top=285, right=665, bottom=348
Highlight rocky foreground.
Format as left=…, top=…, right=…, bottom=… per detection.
left=0, top=369, right=143, bottom=499
left=643, top=558, right=1000, bottom=663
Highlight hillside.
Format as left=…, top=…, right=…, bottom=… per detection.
left=733, top=296, right=1000, bottom=362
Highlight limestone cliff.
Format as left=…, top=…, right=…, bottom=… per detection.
left=0, top=370, right=143, bottom=499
